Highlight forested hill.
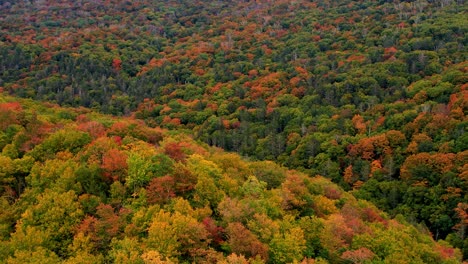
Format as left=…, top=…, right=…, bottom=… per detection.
left=0, top=94, right=464, bottom=263
left=0, top=0, right=467, bottom=260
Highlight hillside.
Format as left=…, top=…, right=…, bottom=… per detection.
left=0, top=95, right=463, bottom=263
left=0, top=0, right=467, bottom=261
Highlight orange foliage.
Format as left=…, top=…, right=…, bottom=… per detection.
left=290, top=76, right=303, bottom=87
left=226, top=222, right=269, bottom=261
left=77, top=121, right=106, bottom=139
left=281, top=173, right=309, bottom=209
left=352, top=114, right=366, bottom=134
left=295, top=66, right=308, bottom=76
left=454, top=203, right=468, bottom=235
left=370, top=160, right=382, bottom=177
left=222, top=119, right=231, bottom=129
left=346, top=54, right=366, bottom=63
left=291, top=87, right=306, bottom=97
left=0, top=102, right=22, bottom=112
left=341, top=247, right=375, bottom=263
left=164, top=142, right=186, bottom=162
left=0, top=102, right=22, bottom=130
left=383, top=47, right=398, bottom=60
left=400, top=153, right=456, bottom=182
left=101, top=148, right=128, bottom=182
left=343, top=165, right=355, bottom=185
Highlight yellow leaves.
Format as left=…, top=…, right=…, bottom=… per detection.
left=168, top=198, right=212, bottom=221
left=281, top=173, right=309, bottom=210
left=8, top=224, right=50, bottom=252
left=219, top=253, right=249, bottom=264
left=312, top=195, right=338, bottom=218
left=7, top=247, right=61, bottom=264
left=0, top=155, right=14, bottom=184
left=146, top=209, right=210, bottom=260
left=108, top=237, right=143, bottom=264
left=247, top=213, right=280, bottom=243
left=65, top=233, right=104, bottom=264
left=188, top=154, right=223, bottom=180
left=69, top=232, right=94, bottom=254
left=27, top=158, right=79, bottom=192
left=147, top=217, right=178, bottom=258
left=269, top=227, right=306, bottom=263
left=193, top=175, right=225, bottom=208
left=209, top=153, right=251, bottom=182
left=319, top=214, right=353, bottom=258
left=141, top=251, right=175, bottom=264
left=18, top=190, right=84, bottom=255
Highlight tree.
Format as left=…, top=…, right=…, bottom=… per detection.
left=146, top=176, right=176, bottom=204
left=28, top=129, right=91, bottom=161
left=225, top=222, right=269, bottom=261
left=126, top=153, right=152, bottom=192
left=6, top=247, right=61, bottom=264
left=341, top=247, right=375, bottom=264
left=145, top=210, right=210, bottom=261
left=109, top=237, right=143, bottom=264
left=17, top=190, right=84, bottom=257
left=269, top=227, right=306, bottom=263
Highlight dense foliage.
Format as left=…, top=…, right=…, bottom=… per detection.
left=0, top=95, right=463, bottom=263
left=0, top=0, right=467, bottom=260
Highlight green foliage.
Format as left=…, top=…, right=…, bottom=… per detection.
left=0, top=95, right=463, bottom=263
left=0, top=0, right=467, bottom=260
left=28, top=129, right=92, bottom=161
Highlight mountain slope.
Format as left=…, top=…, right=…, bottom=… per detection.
left=0, top=94, right=463, bottom=263
left=0, top=0, right=467, bottom=259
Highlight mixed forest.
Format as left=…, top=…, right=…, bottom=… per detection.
left=0, top=0, right=467, bottom=263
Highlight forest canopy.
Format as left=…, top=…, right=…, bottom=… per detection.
left=0, top=0, right=467, bottom=262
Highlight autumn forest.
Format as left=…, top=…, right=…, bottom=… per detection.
left=0, top=0, right=467, bottom=263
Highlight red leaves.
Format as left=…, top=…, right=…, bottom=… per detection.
left=362, top=207, right=386, bottom=224
left=164, top=142, right=186, bottom=162
left=324, top=185, right=342, bottom=200
left=77, top=204, right=130, bottom=247
left=77, top=121, right=106, bottom=139
left=112, top=58, right=122, bottom=71
left=202, top=217, right=225, bottom=245
left=146, top=175, right=176, bottom=204
left=226, top=222, right=269, bottom=261
left=101, top=149, right=127, bottom=182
